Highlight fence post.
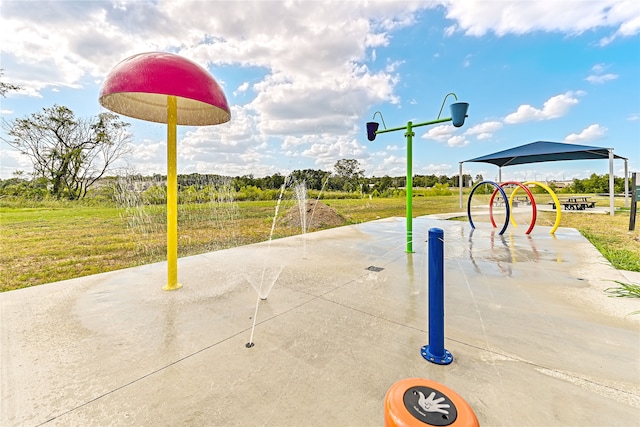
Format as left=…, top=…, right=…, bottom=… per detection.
left=421, top=227, right=453, bottom=365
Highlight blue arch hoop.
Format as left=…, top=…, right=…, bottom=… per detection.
left=467, top=180, right=510, bottom=235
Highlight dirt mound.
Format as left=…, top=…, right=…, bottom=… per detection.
left=280, top=200, right=345, bottom=231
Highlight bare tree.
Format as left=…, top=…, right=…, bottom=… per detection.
left=2, top=105, right=132, bottom=199
left=0, top=69, right=22, bottom=97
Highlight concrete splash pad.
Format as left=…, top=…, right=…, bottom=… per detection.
left=1, top=217, right=639, bottom=426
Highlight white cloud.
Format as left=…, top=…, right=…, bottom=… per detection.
left=1, top=1, right=413, bottom=103
left=441, top=0, right=640, bottom=43
left=249, top=63, right=398, bottom=137
left=443, top=25, right=456, bottom=37
left=421, top=123, right=468, bottom=146
left=421, top=124, right=457, bottom=142
left=585, top=73, right=618, bottom=84
left=597, top=1, right=640, bottom=45
left=129, top=139, right=165, bottom=162
left=446, top=135, right=468, bottom=147
left=464, top=121, right=503, bottom=140
left=0, top=144, right=33, bottom=176
left=368, top=154, right=406, bottom=177
left=1, top=1, right=427, bottom=178
left=504, top=91, right=582, bottom=124
left=233, top=82, right=250, bottom=96
left=178, top=105, right=269, bottom=173
left=385, top=60, right=404, bottom=73
left=564, top=124, right=607, bottom=143
left=1, top=1, right=637, bottom=179
left=585, top=63, right=618, bottom=84
left=301, top=136, right=370, bottom=171
left=423, top=163, right=453, bottom=175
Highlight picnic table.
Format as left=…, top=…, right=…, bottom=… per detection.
left=493, top=196, right=530, bottom=208
left=567, top=196, right=590, bottom=203
left=493, top=199, right=518, bottom=207
left=548, top=197, right=597, bottom=210
left=514, top=196, right=531, bottom=205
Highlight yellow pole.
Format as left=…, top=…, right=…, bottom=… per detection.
left=164, top=95, right=182, bottom=291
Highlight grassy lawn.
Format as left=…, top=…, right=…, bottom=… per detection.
left=1, top=194, right=638, bottom=291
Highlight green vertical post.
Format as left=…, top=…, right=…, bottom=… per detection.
left=405, top=121, right=415, bottom=253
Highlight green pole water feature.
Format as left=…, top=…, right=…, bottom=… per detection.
left=377, top=117, right=451, bottom=253
left=405, top=122, right=414, bottom=253
left=368, top=94, right=468, bottom=253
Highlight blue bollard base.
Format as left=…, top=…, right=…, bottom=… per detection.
left=421, top=345, right=453, bottom=365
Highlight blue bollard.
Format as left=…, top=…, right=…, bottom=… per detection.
left=421, top=228, right=453, bottom=365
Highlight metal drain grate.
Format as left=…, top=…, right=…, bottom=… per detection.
left=366, top=266, right=384, bottom=272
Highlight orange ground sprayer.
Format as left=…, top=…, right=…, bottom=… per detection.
left=384, top=378, right=479, bottom=427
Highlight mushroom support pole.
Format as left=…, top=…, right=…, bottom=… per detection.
left=164, top=95, right=182, bottom=291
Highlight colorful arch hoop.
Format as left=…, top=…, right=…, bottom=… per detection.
left=467, top=181, right=510, bottom=235
left=512, top=181, right=562, bottom=234
left=488, top=181, right=538, bottom=234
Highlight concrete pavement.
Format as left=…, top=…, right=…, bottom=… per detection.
left=1, top=217, right=639, bottom=426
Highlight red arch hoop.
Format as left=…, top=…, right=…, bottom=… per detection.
left=489, top=181, right=538, bottom=234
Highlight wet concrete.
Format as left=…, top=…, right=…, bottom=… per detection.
left=1, top=217, right=639, bottom=426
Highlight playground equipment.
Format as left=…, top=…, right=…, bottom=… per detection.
left=100, top=52, right=231, bottom=290
left=467, top=180, right=562, bottom=235
left=384, top=378, right=479, bottom=426
left=511, top=181, right=562, bottom=234
left=421, top=228, right=453, bottom=365
left=366, top=93, right=470, bottom=253
left=489, top=181, right=537, bottom=234
left=467, top=181, right=510, bottom=235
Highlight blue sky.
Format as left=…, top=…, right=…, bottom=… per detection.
left=1, top=1, right=638, bottom=182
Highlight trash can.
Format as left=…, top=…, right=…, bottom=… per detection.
left=384, top=378, right=479, bottom=427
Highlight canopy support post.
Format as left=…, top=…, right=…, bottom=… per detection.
left=459, top=162, right=464, bottom=209
left=609, top=148, right=615, bottom=217
left=624, top=159, right=629, bottom=208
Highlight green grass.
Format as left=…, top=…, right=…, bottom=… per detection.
left=1, top=193, right=638, bottom=292
left=605, top=281, right=640, bottom=298
left=0, top=206, right=136, bottom=289
left=581, top=230, right=640, bottom=271
left=605, top=281, right=640, bottom=316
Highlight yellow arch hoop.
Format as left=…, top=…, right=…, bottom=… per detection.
left=510, top=181, right=562, bottom=234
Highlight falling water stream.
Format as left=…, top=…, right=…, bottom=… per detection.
left=247, top=175, right=291, bottom=347
left=306, top=174, right=330, bottom=235
left=114, top=173, right=241, bottom=260
left=113, top=174, right=166, bottom=262
left=112, top=172, right=329, bottom=350
left=294, top=181, right=308, bottom=235
left=246, top=177, right=331, bottom=347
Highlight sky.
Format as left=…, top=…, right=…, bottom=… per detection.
left=1, top=0, right=639, bottom=183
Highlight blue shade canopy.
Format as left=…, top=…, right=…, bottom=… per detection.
left=464, top=141, right=626, bottom=167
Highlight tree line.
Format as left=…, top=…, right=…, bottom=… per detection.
left=0, top=164, right=630, bottom=203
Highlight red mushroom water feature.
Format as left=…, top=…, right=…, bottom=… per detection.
left=99, top=52, right=230, bottom=290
